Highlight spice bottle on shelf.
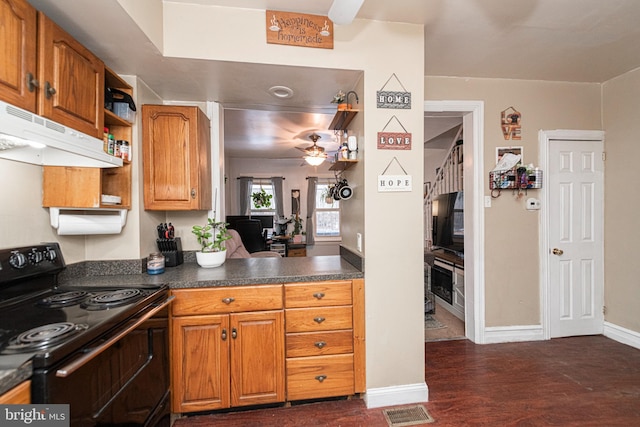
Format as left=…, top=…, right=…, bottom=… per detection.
left=103, top=127, right=109, bottom=153
left=107, top=134, right=115, bottom=155
left=120, top=140, right=130, bottom=161
left=114, top=140, right=122, bottom=158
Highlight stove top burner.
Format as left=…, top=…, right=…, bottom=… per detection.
left=81, top=289, right=143, bottom=310
left=2, top=322, right=89, bottom=354
left=37, top=291, right=88, bottom=308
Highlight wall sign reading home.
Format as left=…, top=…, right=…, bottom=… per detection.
left=266, top=10, right=333, bottom=49
left=377, top=73, right=411, bottom=109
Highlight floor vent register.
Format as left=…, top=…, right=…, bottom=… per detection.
left=383, top=405, right=434, bottom=426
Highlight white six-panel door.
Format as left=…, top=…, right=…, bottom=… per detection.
left=548, top=137, right=604, bottom=338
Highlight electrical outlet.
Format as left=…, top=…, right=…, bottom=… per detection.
left=356, top=233, right=362, bottom=252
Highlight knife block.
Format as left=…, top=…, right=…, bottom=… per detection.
left=156, top=237, right=184, bottom=267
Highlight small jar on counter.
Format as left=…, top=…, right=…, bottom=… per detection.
left=147, top=252, right=165, bottom=275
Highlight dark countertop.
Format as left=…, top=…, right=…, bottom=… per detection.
left=63, top=255, right=363, bottom=289
left=0, top=360, right=31, bottom=397
left=0, top=255, right=362, bottom=397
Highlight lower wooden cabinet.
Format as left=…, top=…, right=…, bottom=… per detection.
left=284, top=279, right=366, bottom=401
left=170, top=286, right=285, bottom=414
left=0, top=380, right=30, bottom=404
left=170, top=279, right=365, bottom=414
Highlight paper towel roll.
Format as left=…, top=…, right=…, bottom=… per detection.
left=50, top=208, right=127, bottom=235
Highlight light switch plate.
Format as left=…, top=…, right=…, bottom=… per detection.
left=356, top=233, right=362, bottom=252
left=526, top=198, right=541, bottom=210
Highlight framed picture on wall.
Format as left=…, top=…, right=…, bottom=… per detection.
left=291, top=189, right=300, bottom=215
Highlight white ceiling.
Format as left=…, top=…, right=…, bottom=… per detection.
left=29, top=0, right=640, bottom=158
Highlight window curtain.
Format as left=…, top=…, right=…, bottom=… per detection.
left=306, top=177, right=317, bottom=245
left=271, top=176, right=284, bottom=220
left=238, top=177, right=253, bottom=215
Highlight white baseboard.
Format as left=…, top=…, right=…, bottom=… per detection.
left=364, top=382, right=429, bottom=409
left=483, top=324, right=545, bottom=344
left=604, top=321, right=640, bottom=350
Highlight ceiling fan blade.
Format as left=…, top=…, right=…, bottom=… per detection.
left=328, top=0, right=364, bottom=25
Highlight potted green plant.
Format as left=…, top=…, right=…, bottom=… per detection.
left=331, top=90, right=348, bottom=110
left=321, top=186, right=334, bottom=204
left=252, top=187, right=272, bottom=209
left=291, top=214, right=304, bottom=243
left=191, top=218, right=231, bottom=268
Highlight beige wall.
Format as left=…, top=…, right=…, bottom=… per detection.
left=602, top=68, right=640, bottom=333
left=162, top=3, right=426, bottom=393
left=425, top=76, right=602, bottom=327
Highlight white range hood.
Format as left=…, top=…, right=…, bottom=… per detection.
left=0, top=101, right=122, bottom=168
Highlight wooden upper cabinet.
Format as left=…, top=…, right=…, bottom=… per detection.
left=142, top=105, right=212, bottom=210
left=37, top=12, right=104, bottom=139
left=0, top=3, right=104, bottom=138
left=0, top=0, right=37, bottom=111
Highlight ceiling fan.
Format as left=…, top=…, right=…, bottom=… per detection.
left=297, top=133, right=328, bottom=166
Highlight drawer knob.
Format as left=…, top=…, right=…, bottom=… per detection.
left=222, top=297, right=235, bottom=304
left=314, top=341, right=327, bottom=349
left=315, top=375, right=327, bottom=383
left=313, top=317, right=326, bottom=324
left=232, top=328, right=237, bottom=339
left=221, top=328, right=227, bottom=340
left=313, top=292, right=325, bottom=299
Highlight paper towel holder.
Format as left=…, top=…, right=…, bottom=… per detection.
left=49, top=207, right=128, bottom=235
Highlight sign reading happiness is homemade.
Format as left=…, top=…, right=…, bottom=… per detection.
left=266, top=10, right=333, bottom=49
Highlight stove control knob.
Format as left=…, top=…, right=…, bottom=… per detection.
left=44, top=247, right=58, bottom=263
left=28, top=249, right=44, bottom=264
left=9, top=251, right=27, bottom=269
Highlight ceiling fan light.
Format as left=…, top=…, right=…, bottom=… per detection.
left=328, top=0, right=364, bottom=25
left=305, top=155, right=326, bottom=166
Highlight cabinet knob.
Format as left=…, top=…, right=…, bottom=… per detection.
left=313, top=317, right=325, bottom=324
left=26, top=72, right=39, bottom=92
left=191, top=188, right=197, bottom=199
left=221, top=328, right=227, bottom=340
left=222, top=297, right=235, bottom=304
left=45, top=81, right=57, bottom=99
left=313, top=292, right=325, bottom=299
left=314, top=341, right=327, bottom=349
left=231, top=328, right=237, bottom=339
left=315, top=375, right=327, bottom=383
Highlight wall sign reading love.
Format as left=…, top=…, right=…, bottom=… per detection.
left=377, top=116, right=412, bottom=150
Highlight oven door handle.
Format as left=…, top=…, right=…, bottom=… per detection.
left=56, top=295, right=175, bottom=378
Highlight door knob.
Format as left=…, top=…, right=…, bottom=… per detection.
left=552, top=248, right=564, bottom=255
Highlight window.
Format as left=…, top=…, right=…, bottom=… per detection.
left=250, top=182, right=275, bottom=215
left=315, top=184, right=340, bottom=237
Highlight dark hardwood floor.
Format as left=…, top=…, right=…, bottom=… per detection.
left=173, top=335, right=640, bottom=426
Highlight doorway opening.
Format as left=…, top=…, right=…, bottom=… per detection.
left=424, top=101, right=485, bottom=344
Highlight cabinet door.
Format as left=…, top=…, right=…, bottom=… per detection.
left=142, top=105, right=212, bottom=210
left=171, top=315, right=230, bottom=413
left=0, top=0, right=37, bottom=111
left=230, top=310, right=285, bottom=407
left=38, top=12, right=104, bottom=138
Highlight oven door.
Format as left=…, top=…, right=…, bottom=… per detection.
left=31, top=296, right=173, bottom=427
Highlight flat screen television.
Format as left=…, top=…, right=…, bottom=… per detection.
left=226, top=215, right=274, bottom=230
left=432, top=191, right=464, bottom=254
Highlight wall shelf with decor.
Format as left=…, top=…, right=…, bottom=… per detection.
left=329, top=109, right=358, bottom=131
left=329, top=158, right=358, bottom=171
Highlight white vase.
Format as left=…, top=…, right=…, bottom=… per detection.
left=196, top=250, right=226, bottom=268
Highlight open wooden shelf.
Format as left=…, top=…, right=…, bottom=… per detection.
left=329, top=158, right=358, bottom=171
left=329, top=109, right=358, bottom=131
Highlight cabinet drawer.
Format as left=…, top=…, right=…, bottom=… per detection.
left=286, top=354, right=354, bottom=400
left=284, top=281, right=352, bottom=308
left=285, top=306, right=352, bottom=333
left=286, top=330, right=353, bottom=358
left=172, top=285, right=283, bottom=315
left=287, top=248, right=306, bottom=257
